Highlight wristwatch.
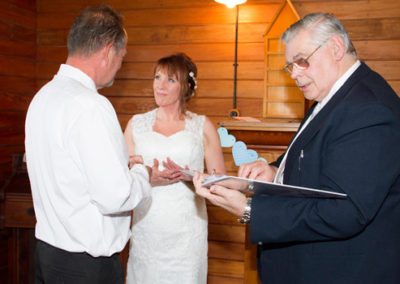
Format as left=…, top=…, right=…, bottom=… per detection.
left=238, top=197, right=252, bottom=224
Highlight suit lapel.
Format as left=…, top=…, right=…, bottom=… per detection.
left=283, top=62, right=370, bottom=180
left=295, top=62, right=369, bottom=148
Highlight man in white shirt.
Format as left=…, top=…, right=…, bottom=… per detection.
left=25, top=5, right=151, bottom=283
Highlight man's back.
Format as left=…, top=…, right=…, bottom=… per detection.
left=26, top=64, right=150, bottom=257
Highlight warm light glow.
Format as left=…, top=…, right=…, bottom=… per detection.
left=214, top=0, right=247, bottom=8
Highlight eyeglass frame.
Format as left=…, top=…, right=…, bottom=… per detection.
left=283, top=44, right=323, bottom=74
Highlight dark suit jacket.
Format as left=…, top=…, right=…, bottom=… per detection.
left=250, top=62, right=400, bottom=284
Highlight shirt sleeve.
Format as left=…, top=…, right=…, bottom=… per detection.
left=67, top=97, right=151, bottom=215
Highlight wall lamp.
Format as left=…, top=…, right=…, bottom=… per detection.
left=214, top=0, right=247, bottom=117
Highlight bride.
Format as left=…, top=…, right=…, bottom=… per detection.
left=124, top=53, right=225, bottom=284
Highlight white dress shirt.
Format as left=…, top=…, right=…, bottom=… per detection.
left=25, top=64, right=151, bottom=257
left=274, top=60, right=361, bottom=184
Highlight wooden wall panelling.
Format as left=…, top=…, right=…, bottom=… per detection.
left=36, top=2, right=282, bottom=123
left=0, top=230, right=8, bottom=279
left=208, top=258, right=244, bottom=279
left=0, top=0, right=36, bottom=195
left=0, top=77, right=36, bottom=111
left=0, top=0, right=36, bottom=184
left=354, top=40, right=400, bottom=60
left=208, top=275, right=244, bottom=284
left=37, top=4, right=281, bottom=28
left=36, top=0, right=400, bottom=122
left=206, top=148, right=246, bottom=281
left=390, top=82, right=400, bottom=97
left=8, top=228, right=35, bottom=284
left=354, top=39, right=400, bottom=94
left=0, top=1, right=36, bottom=283
left=222, top=120, right=297, bottom=283
left=292, top=0, right=400, bottom=20
left=263, top=0, right=302, bottom=119
left=209, top=241, right=244, bottom=261
left=37, top=42, right=265, bottom=62
left=37, top=0, right=218, bottom=12
left=5, top=164, right=35, bottom=283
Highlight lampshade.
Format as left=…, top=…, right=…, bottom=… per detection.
left=214, top=0, right=247, bottom=8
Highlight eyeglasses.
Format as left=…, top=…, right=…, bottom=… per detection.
left=284, top=45, right=322, bottom=74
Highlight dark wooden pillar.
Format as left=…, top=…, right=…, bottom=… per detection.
left=2, top=154, right=36, bottom=284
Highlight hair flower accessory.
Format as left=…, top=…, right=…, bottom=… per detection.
left=188, top=71, right=198, bottom=90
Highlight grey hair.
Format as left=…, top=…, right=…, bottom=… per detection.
left=67, top=5, right=127, bottom=56
left=281, top=13, right=357, bottom=57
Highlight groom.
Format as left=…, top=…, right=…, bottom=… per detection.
left=25, top=5, right=152, bottom=283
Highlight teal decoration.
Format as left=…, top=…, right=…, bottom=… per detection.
left=232, top=141, right=258, bottom=166
left=218, top=127, right=236, bottom=147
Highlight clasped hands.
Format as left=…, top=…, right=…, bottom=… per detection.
left=129, top=155, right=192, bottom=187
left=193, top=159, right=278, bottom=217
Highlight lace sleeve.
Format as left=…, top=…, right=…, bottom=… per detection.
left=185, top=111, right=205, bottom=140
left=131, top=109, right=156, bottom=137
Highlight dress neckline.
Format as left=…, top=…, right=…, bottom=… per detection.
left=150, top=108, right=187, bottom=138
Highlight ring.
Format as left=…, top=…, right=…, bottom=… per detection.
left=248, top=182, right=254, bottom=192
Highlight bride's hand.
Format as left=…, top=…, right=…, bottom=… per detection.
left=149, top=159, right=181, bottom=186
left=163, top=157, right=193, bottom=182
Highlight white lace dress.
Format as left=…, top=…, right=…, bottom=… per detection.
left=126, top=109, right=208, bottom=284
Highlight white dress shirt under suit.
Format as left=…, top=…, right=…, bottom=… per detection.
left=25, top=64, right=151, bottom=257
left=274, top=60, right=361, bottom=184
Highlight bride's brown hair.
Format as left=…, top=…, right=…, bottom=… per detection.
left=154, top=53, right=198, bottom=114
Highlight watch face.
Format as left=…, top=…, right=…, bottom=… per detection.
left=239, top=199, right=251, bottom=224
left=239, top=215, right=250, bottom=224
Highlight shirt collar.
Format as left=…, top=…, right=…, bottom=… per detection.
left=314, top=60, right=361, bottom=114
left=56, top=64, right=97, bottom=91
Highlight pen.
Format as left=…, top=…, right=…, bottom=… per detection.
left=299, top=150, right=304, bottom=171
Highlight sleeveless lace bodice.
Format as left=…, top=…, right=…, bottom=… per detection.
left=126, top=109, right=208, bottom=284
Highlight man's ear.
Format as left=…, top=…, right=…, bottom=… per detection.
left=100, top=44, right=114, bottom=66
left=330, top=35, right=346, bottom=60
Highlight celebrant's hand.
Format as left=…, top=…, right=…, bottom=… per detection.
left=193, top=172, right=247, bottom=217
left=238, top=159, right=277, bottom=182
